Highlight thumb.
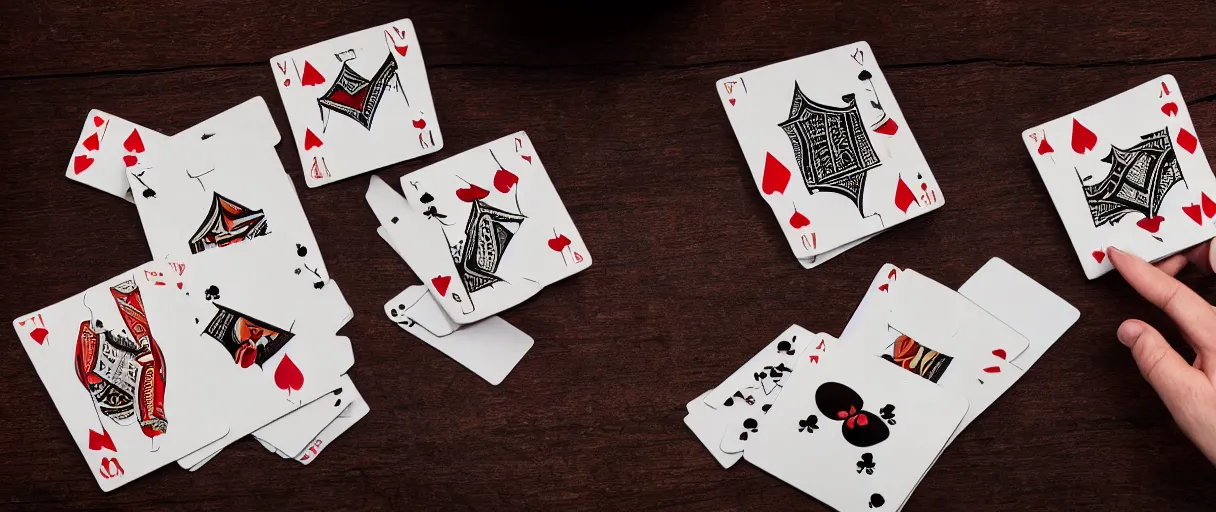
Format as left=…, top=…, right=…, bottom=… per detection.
left=1118, top=319, right=1201, bottom=409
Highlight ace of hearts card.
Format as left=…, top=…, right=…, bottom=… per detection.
left=271, top=18, right=442, bottom=187
left=1023, top=75, right=1216, bottom=279
left=717, top=41, right=944, bottom=261
left=396, top=131, right=592, bottom=324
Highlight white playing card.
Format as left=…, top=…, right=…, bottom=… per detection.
left=717, top=41, right=944, bottom=261
left=376, top=226, right=459, bottom=337
left=683, top=390, right=742, bottom=469
left=796, top=234, right=875, bottom=269
left=1022, top=75, right=1216, bottom=279
left=293, top=383, right=369, bottom=465
left=253, top=374, right=354, bottom=458
left=744, top=342, right=968, bottom=512
left=65, top=110, right=168, bottom=202
left=703, top=325, right=815, bottom=410
left=271, top=18, right=442, bottom=187
left=958, top=258, right=1080, bottom=371
left=887, top=269, right=1031, bottom=362
left=12, top=262, right=227, bottom=491
left=385, top=286, right=533, bottom=385
left=839, top=263, right=903, bottom=351
left=719, top=333, right=837, bottom=455
left=397, top=132, right=590, bottom=324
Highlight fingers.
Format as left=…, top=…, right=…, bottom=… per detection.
left=1109, top=247, right=1216, bottom=355
left=1156, top=254, right=1189, bottom=277
left=1182, top=240, right=1214, bottom=275
left=1117, top=320, right=1205, bottom=410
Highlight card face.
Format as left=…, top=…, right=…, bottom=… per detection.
left=719, top=333, right=837, bottom=455
left=385, top=286, right=533, bottom=385
left=744, top=344, right=968, bottom=511
left=12, top=263, right=227, bottom=491
left=65, top=110, right=169, bottom=202
left=958, top=258, right=1080, bottom=371
left=271, top=18, right=442, bottom=187
left=683, top=390, right=742, bottom=469
left=887, top=269, right=1030, bottom=362
left=397, top=132, right=590, bottom=323
left=717, top=41, right=944, bottom=261
left=839, top=263, right=902, bottom=351
left=253, top=374, right=353, bottom=458
left=293, top=383, right=369, bottom=465
left=376, top=226, right=459, bottom=336
left=1022, top=75, right=1216, bottom=279
left=703, top=325, right=816, bottom=410
left=878, top=327, right=1022, bottom=444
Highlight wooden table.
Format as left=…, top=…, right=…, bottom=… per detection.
left=2, top=1, right=1214, bottom=509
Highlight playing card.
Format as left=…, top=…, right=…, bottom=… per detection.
left=385, top=286, right=533, bottom=385
left=703, top=325, right=815, bottom=410
left=958, top=258, right=1080, bottom=371
left=744, top=342, right=968, bottom=511
left=376, top=226, right=458, bottom=336
left=65, top=111, right=169, bottom=202
left=12, top=262, right=227, bottom=491
left=717, top=41, right=944, bottom=261
left=886, top=269, right=1031, bottom=363
left=683, top=390, right=742, bottom=469
left=292, top=384, right=369, bottom=465
left=839, top=263, right=903, bottom=350
left=719, top=333, right=837, bottom=455
left=797, top=234, right=875, bottom=269
left=397, top=132, right=590, bottom=323
left=253, top=374, right=354, bottom=458
left=1022, top=75, right=1216, bottom=279
left=271, top=18, right=442, bottom=187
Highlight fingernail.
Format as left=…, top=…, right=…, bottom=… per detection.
left=1117, top=321, right=1143, bottom=348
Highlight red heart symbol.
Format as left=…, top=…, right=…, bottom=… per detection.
left=1036, top=138, right=1054, bottom=155
left=301, top=61, right=325, bottom=86
left=122, top=155, right=138, bottom=167
left=72, top=154, right=94, bottom=174
left=494, top=168, right=518, bottom=193
left=431, top=275, right=451, bottom=296
left=123, top=129, right=145, bottom=153
left=1092, top=250, right=1106, bottom=263
left=789, top=210, right=810, bottom=229
left=176, top=282, right=183, bottom=289
left=30, top=327, right=48, bottom=345
left=729, top=98, right=736, bottom=106
left=303, top=128, right=323, bottom=150
left=992, top=349, right=1007, bottom=360
left=1203, top=192, right=1215, bottom=219
left=1177, top=128, right=1199, bottom=154
left=893, top=176, right=917, bottom=213
left=412, top=118, right=426, bottom=129
left=1183, top=204, right=1203, bottom=225
left=1136, top=215, right=1165, bottom=233
left=1161, top=102, right=1179, bottom=117
left=282, top=78, right=291, bottom=87
left=873, top=118, right=899, bottom=136
left=983, top=366, right=1001, bottom=374
left=548, top=234, right=571, bottom=252
left=521, top=155, right=532, bottom=164
left=273, top=354, right=305, bottom=395
left=92, top=115, right=105, bottom=127
left=82, top=132, right=100, bottom=151
left=394, top=44, right=409, bottom=56
left=88, top=429, right=116, bottom=452
left=761, top=152, right=792, bottom=195
left=455, top=184, right=489, bottom=202
left=877, top=284, right=889, bottom=292
left=1071, top=119, right=1097, bottom=154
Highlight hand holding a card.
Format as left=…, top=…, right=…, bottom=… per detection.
left=1110, top=245, right=1216, bottom=464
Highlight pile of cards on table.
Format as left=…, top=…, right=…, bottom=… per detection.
left=18, top=98, right=367, bottom=492
left=685, top=259, right=1080, bottom=510
left=365, top=131, right=593, bottom=385
left=716, top=41, right=944, bottom=269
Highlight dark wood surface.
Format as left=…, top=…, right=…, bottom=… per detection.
left=2, top=1, right=1215, bottom=510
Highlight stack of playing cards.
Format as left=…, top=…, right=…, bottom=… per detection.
left=24, top=97, right=368, bottom=492
left=1022, top=75, right=1216, bottom=279
left=716, top=41, right=945, bottom=269
left=685, top=259, right=1079, bottom=510
left=366, top=131, right=593, bottom=385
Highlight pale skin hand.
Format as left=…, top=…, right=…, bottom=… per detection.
left=1109, top=240, right=1216, bottom=464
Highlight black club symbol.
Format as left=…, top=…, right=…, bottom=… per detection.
left=723, top=391, right=755, bottom=407
left=868, top=493, right=885, bottom=508
left=777, top=336, right=796, bottom=355
left=204, top=285, right=220, bottom=301
left=419, top=192, right=434, bottom=204
left=856, top=453, right=876, bottom=475
left=879, top=404, right=896, bottom=425
left=739, top=418, right=758, bottom=440
left=798, top=415, right=818, bottom=433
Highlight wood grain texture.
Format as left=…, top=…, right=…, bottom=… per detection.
left=2, top=1, right=1215, bottom=509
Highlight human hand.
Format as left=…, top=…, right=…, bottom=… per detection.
left=1109, top=241, right=1216, bottom=464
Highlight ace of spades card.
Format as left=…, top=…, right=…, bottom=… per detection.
left=717, top=41, right=944, bottom=261
left=398, top=131, right=593, bottom=324
left=11, top=263, right=226, bottom=491
left=271, top=18, right=442, bottom=188
left=1023, top=75, right=1216, bottom=279
left=744, top=344, right=968, bottom=511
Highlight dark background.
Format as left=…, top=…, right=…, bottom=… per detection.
left=2, top=1, right=1215, bottom=510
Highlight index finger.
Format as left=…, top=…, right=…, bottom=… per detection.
left=1109, top=247, right=1216, bottom=352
